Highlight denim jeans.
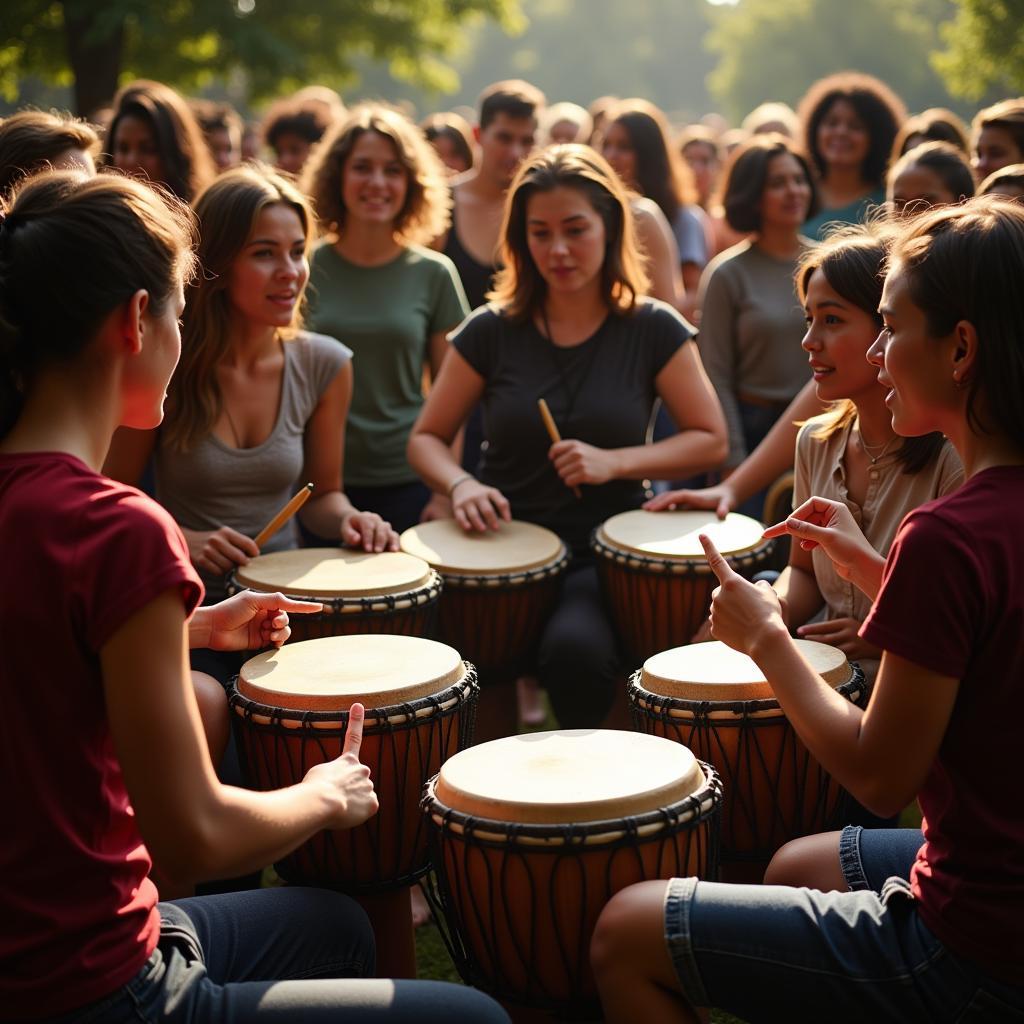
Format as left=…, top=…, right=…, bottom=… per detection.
left=665, top=828, right=1024, bottom=1022
left=45, top=887, right=508, bottom=1023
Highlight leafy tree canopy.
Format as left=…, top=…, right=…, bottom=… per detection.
left=931, top=0, right=1024, bottom=99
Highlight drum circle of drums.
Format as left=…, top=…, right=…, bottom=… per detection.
left=228, top=633, right=478, bottom=890
left=591, top=509, right=774, bottom=664
left=226, top=547, right=442, bottom=642
left=629, top=639, right=866, bottom=876
left=400, top=519, right=569, bottom=680
left=421, top=729, right=722, bottom=1018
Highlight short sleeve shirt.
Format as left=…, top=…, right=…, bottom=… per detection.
left=452, top=299, right=689, bottom=553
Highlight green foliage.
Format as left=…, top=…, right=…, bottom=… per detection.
left=355, top=0, right=717, bottom=123
left=0, top=0, right=522, bottom=106
left=705, top=0, right=966, bottom=124
left=932, top=0, right=1024, bottom=99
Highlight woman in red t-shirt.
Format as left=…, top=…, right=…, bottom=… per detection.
left=0, top=171, right=507, bottom=1022
left=589, top=196, right=1024, bottom=1021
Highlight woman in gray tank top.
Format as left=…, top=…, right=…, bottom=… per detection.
left=105, top=165, right=397, bottom=605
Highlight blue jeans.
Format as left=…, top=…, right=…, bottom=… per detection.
left=46, top=888, right=508, bottom=1023
left=665, top=827, right=1024, bottom=1022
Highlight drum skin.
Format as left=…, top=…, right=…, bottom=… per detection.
left=229, top=635, right=478, bottom=890
left=401, top=521, right=569, bottom=680
left=422, top=731, right=721, bottom=1015
left=629, top=641, right=866, bottom=868
left=592, top=510, right=774, bottom=664
left=227, top=548, right=442, bottom=644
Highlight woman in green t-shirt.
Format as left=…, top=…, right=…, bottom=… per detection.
left=303, top=104, right=469, bottom=532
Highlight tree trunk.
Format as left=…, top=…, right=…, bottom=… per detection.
left=61, top=3, right=125, bottom=118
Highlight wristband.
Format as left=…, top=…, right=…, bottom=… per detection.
left=447, top=473, right=474, bottom=497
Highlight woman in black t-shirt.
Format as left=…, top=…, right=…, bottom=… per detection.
left=408, top=144, right=726, bottom=729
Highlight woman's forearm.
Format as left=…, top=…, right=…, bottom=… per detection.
left=606, top=429, right=728, bottom=482
left=298, top=491, right=356, bottom=540
left=774, top=565, right=824, bottom=630
left=407, top=431, right=468, bottom=495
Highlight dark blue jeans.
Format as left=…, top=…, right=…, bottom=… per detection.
left=47, top=887, right=508, bottom=1022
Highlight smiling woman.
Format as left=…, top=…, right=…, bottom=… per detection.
left=301, top=104, right=469, bottom=531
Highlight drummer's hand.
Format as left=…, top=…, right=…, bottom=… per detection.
left=306, top=703, right=379, bottom=829
left=700, top=533, right=786, bottom=657
left=549, top=439, right=618, bottom=488
left=183, top=526, right=259, bottom=575
left=419, top=492, right=452, bottom=523
left=451, top=477, right=511, bottom=533
left=797, top=617, right=881, bottom=661
left=643, top=482, right=737, bottom=520
left=764, top=497, right=884, bottom=598
left=691, top=617, right=714, bottom=643
left=192, top=590, right=323, bottom=651
left=341, top=510, right=399, bottom=553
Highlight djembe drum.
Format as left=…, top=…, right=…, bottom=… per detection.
left=591, top=509, right=773, bottom=664
left=400, top=519, right=569, bottom=679
left=629, top=640, right=865, bottom=877
left=422, top=729, right=721, bottom=1018
left=227, top=547, right=441, bottom=642
left=229, top=633, right=478, bottom=977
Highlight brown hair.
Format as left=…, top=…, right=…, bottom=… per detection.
left=421, top=112, right=475, bottom=171
left=978, top=163, right=1024, bottom=199
left=302, top=103, right=450, bottom=246
left=163, top=165, right=313, bottom=452
left=489, top=144, right=649, bottom=322
left=104, top=79, right=215, bottom=203
left=0, top=111, right=100, bottom=196
left=891, top=107, right=970, bottom=162
left=478, top=80, right=545, bottom=131
left=798, top=72, right=907, bottom=188
left=0, top=171, right=195, bottom=436
left=720, top=134, right=818, bottom=233
left=888, top=196, right=1024, bottom=450
left=887, top=141, right=975, bottom=210
left=796, top=221, right=945, bottom=474
left=972, top=98, right=1024, bottom=156
left=605, top=98, right=698, bottom=219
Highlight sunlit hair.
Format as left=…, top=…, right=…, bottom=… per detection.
left=971, top=98, right=1024, bottom=155
left=489, top=144, right=649, bottom=322
left=741, top=101, right=800, bottom=139
left=891, top=107, right=970, bottom=163
left=887, top=195, right=1024, bottom=449
left=302, top=103, right=451, bottom=246
left=797, top=72, right=907, bottom=188
left=605, top=98, right=698, bottom=216
left=796, top=220, right=944, bottom=473
left=421, top=112, right=475, bottom=172
left=163, top=164, right=313, bottom=452
left=0, top=110, right=100, bottom=196
left=0, top=171, right=195, bottom=437
left=541, top=102, right=593, bottom=145
left=104, top=79, right=215, bottom=203
left=887, top=141, right=975, bottom=214
left=719, top=133, right=818, bottom=233
left=478, top=80, right=545, bottom=131
left=978, top=163, right=1024, bottom=199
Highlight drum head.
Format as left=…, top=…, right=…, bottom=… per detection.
left=434, top=729, right=706, bottom=824
left=237, top=634, right=465, bottom=711
left=641, top=640, right=852, bottom=701
left=232, top=547, right=433, bottom=598
left=400, top=519, right=564, bottom=576
left=597, top=509, right=765, bottom=560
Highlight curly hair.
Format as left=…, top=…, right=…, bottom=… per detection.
left=302, top=103, right=451, bottom=246
left=797, top=72, right=907, bottom=188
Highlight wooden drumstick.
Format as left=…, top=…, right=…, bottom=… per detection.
left=537, top=398, right=582, bottom=500
left=254, top=483, right=314, bottom=548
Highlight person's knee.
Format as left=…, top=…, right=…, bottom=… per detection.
left=764, top=832, right=846, bottom=891
left=191, top=670, right=229, bottom=761
left=591, top=880, right=668, bottom=976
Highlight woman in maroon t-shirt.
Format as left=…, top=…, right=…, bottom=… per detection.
left=589, top=197, right=1024, bottom=1021
left=0, top=171, right=507, bottom=1022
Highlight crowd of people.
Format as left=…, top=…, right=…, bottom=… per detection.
left=1, top=67, right=1023, bottom=1022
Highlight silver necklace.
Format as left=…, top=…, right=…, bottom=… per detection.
left=856, top=428, right=897, bottom=465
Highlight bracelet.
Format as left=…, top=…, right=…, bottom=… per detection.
left=447, top=473, right=474, bottom=497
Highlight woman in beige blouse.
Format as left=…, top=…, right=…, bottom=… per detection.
left=779, top=222, right=962, bottom=681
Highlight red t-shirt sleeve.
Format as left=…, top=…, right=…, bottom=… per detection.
left=860, top=508, right=983, bottom=679
left=70, top=483, right=203, bottom=652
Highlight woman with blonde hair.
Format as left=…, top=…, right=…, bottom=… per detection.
left=304, top=104, right=469, bottom=529
left=408, top=144, right=726, bottom=728
left=106, top=164, right=394, bottom=611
